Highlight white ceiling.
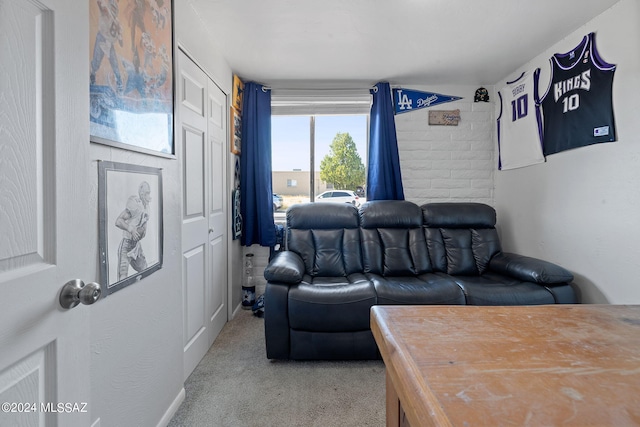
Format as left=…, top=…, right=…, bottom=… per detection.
left=186, top=0, right=620, bottom=86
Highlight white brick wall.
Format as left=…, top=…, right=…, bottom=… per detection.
left=396, top=93, right=496, bottom=206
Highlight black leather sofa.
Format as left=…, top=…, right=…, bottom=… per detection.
left=264, top=200, right=578, bottom=360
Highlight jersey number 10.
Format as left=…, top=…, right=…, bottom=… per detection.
left=562, top=93, right=579, bottom=113
left=511, top=94, right=528, bottom=122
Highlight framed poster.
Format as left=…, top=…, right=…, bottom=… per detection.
left=89, top=0, right=175, bottom=157
left=232, top=74, right=244, bottom=112
left=231, top=106, right=242, bottom=155
left=98, top=161, right=163, bottom=295
left=232, top=188, right=242, bottom=240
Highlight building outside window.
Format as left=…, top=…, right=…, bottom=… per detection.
left=272, top=114, right=368, bottom=218
left=270, top=89, right=371, bottom=222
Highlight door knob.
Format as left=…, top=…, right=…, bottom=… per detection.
left=59, top=279, right=102, bottom=309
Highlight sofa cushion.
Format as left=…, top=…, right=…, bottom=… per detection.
left=360, top=200, right=432, bottom=276
left=446, top=272, right=556, bottom=305
left=288, top=273, right=376, bottom=332
left=422, top=203, right=502, bottom=275
left=425, top=228, right=502, bottom=275
left=287, top=203, right=363, bottom=276
left=359, top=200, right=424, bottom=229
left=369, top=273, right=465, bottom=305
left=288, top=202, right=360, bottom=229
left=422, top=202, right=496, bottom=228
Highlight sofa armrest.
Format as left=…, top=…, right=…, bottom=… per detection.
left=264, top=251, right=305, bottom=284
left=489, top=252, right=574, bottom=284
left=264, top=281, right=291, bottom=359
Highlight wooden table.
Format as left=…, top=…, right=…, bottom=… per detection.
left=371, top=305, right=640, bottom=427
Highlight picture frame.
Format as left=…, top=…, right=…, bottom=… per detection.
left=232, top=188, right=242, bottom=240
left=232, top=74, right=244, bottom=112
left=428, top=109, right=461, bottom=126
left=89, top=0, right=175, bottom=157
left=230, top=106, right=242, bottom=155
left=98, top=161, right=163, bottom=295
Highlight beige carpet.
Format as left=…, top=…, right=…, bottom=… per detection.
left=168, top=306, right=386, bottom=427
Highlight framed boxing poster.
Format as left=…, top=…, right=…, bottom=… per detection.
left=98, top=161, right=164, bottom=295
left=89, top=0, right=175, bottom=157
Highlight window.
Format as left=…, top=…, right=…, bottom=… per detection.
left=272, top=115, right=368, bottom=216
left=270, top=89, right=370, bottom=218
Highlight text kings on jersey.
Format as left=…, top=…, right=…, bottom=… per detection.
left=539, top=32, right=616, bottom=156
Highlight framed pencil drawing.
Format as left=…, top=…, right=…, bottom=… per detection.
left=89, top=0, right=175, bottom=157
left=98, top=161, right=163, bottom=295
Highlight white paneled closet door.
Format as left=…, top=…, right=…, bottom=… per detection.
left=177, top=49, right=228, bottom=380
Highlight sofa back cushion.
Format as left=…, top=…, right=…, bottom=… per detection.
left=421, top=203, right=502, bottom=276
left=360, top=200, right=432, bottom=276
left=286, top=203, right=362, bottom=276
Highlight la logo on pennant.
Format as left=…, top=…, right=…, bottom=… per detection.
left=397, top=90, right=413, bottom=111
left=392, top=88, right=463, bottom=115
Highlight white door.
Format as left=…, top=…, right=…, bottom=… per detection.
left=206, top=78, right=228, bottom=346
left=178, top=50, right=228, bottom=380
left=0, top=1, right=93, bottom=426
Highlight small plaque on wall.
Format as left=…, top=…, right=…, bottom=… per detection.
left=428, top=109, right=461, bottom=126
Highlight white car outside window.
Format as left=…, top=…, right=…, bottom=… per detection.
left=315, top=190, right=360, bottom=207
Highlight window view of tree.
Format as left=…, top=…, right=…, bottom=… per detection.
left=271, top=115, right=367, bottom=221
left=319, top=132, right=365, bottom=191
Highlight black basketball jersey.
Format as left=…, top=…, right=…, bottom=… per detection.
left=539, top=32, right=616, bottom=155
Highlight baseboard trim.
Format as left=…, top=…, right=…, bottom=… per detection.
left=157, top=387, right=185, bottom=427
left=231, top=302, right=243, bottom=319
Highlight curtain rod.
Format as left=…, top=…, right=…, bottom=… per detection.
left=261, top=85, right=378, bottom=93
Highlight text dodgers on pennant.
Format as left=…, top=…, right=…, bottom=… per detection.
left=392, top=88, right=462, bottom=114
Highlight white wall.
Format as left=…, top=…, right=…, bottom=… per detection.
left=88, top=2, right=239, bottom=427
left=493, top=0, right=640, bottom=303
left=395, top=85, right=496, bottom=206
left=174, top=1, right=233, bottom=94
left=89, top=147, right=184, bottom=427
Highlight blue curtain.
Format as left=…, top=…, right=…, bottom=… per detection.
left=367, top=82, right=405, bottom=200
left=240, top=83, right=276, bottom=247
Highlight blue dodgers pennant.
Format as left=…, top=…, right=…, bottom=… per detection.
left=392, top=88, right=463, bottom=114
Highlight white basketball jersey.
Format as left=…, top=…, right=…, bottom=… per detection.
left=497, top=70, right=545, bottom=170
